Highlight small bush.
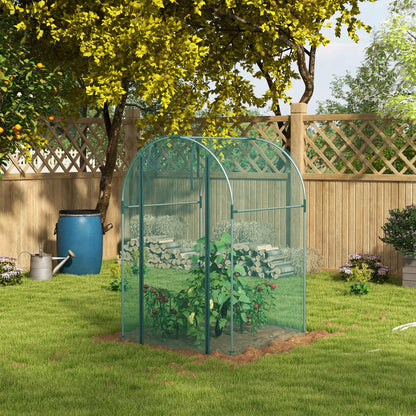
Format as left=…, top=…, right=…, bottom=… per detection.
left=306, top=248, right=324, bottom=274
left=129, top=215, right=188, bottom=241
left=0, top=257, right=23, bottom=286
left=340, top=253, right=389, bottom=284
left=129, top=215, right=154, bottom=238
left=107, top=262, right=124, bottom=292
left=281, top=247, right=323, bottom=275
left=212, top=220, right=277, bottom=244
left=380, top=204, right=416, bottom=254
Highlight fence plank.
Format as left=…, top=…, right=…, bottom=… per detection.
left=2, top=169, right=410, bottom=276
left=2, top=110, right=416, bottom=277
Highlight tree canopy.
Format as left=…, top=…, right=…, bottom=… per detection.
left=318, top=0, right=416, bottom=120
left=3, top=0, right=374, bottom=121
left=0, top=0, right=374, bottom=220
left=316, top=66, right=377, bottom=114
left=363, top=0, right=416, bottom=120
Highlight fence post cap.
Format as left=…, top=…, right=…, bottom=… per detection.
left=290, top=102, right=307, bottom=114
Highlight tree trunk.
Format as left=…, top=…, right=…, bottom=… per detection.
left=285, top=45, right=316, bottom=152
left=297, top=44, right=316, bottom=104
left=95, top=78, right=130, bottom=223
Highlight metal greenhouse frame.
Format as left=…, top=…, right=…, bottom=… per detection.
left=121, top=135, right=306, bottom=355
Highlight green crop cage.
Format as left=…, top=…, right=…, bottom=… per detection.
left=120, top=135, right=306, bottom=355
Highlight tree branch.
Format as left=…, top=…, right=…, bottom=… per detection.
left=208, top=6, right=311, bottom=57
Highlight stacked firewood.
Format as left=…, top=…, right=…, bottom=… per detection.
left=123, top=237, right=295, bottom=279
left=123, top=236, right=197, bottom=271
left=233, top=243, right=295, bottom=279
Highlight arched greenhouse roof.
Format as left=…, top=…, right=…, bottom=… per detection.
left=121, top=135, right=306, bottom=212
left=121, top=135, right=306, bottom=355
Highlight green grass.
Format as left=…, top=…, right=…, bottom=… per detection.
left=1, top=262, right=416, bottom=415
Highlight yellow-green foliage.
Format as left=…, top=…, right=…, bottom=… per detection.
left=346, top=264, right=372, bottom=284
left=109, top=262, right=121, bottom=281
left=1, top=0, right=373, bottom=138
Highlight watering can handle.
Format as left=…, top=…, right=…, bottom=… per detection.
left=17, top=250, right=32, bottom=272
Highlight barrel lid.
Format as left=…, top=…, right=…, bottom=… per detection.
left=59, top=209, right=100, bottom=217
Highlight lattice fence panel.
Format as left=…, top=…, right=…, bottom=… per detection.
left=150, top=116, right=290, bottom=148
left=1, top=115, right=289, bottom=176
left=132, top=116, right=291, bottom=175
left=305, top=115, right=416, bottom=175
left=1, top=117, right=130, bottom=175
left=217, top=139, right=290, bottom=174
left=147, top=137, right=290, bottom=176
left=217, top=116, right=290, bottom=148
left=9, top=112, right=416, bottom=177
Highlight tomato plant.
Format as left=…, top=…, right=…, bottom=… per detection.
left=138, top=233, right=278, bottom=345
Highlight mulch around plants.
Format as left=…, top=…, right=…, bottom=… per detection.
left=92, top=329, right=340, bottom=365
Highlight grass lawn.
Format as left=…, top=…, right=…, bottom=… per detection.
left=1, top=261, right=416, bottom=415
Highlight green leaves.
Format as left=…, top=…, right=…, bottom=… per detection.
left=2, top=0, right=374, bottom=143
left=217, top=291, right=229, bottom=306
left=0, top=13, right=71, bottom=164
left=363, top=1, right=416, bottom=121
left=221, top=232, right=231, bottom=245
left=234, top=264, right=245, bottom=276
left=381, top=204, right=416, bottom=254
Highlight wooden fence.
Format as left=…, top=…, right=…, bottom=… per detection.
left=0, top=110, right=140, bottom=269
left=2, top=105, right=416, bottom=275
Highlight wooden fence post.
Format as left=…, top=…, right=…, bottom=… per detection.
left=290, top=103, right=307, bottom=175
left=123, top=108, right=141, bottom=165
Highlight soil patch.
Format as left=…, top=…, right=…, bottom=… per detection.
left=92, top=328, right=341, bottom=365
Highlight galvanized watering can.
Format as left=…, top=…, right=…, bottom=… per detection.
left=18, top=245, right=76, bottom=281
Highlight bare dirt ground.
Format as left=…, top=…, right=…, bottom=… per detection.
left=92, top=327, right=341, bottom=365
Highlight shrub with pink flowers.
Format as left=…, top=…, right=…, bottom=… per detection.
left=380, top=204, right=416, bottom=254
left=0, top=257, right=23, bottom=286
left=340, top=253, right=389, bottom=284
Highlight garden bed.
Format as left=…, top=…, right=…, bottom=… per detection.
left=127, top=324, right=304, bottom=355
left=93, top=328, right=336, bottom=364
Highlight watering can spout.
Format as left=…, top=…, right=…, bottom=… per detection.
left=52, top=249, right=76, bottom=276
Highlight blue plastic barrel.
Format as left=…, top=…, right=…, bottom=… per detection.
left=56, top=209, right=103, bottom=275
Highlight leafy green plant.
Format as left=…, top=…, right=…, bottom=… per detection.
left=0, top=256, right=23, bottom=286
left=141, top=232, right=277, bottom=345
left=380, top=204, right=416, bottom=254
left=107, top=250, right=147, bottom=292
left=348, top=281, right=370, bottom=296
left=340, top=253, right=389, bottom=284
left=107, top=262, right=130, bottom=292
left=234, top=281, right=277, bottom=332
left=345, top=264, right=372, bottom=296
left=181, top=232, right=277, bottom=340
